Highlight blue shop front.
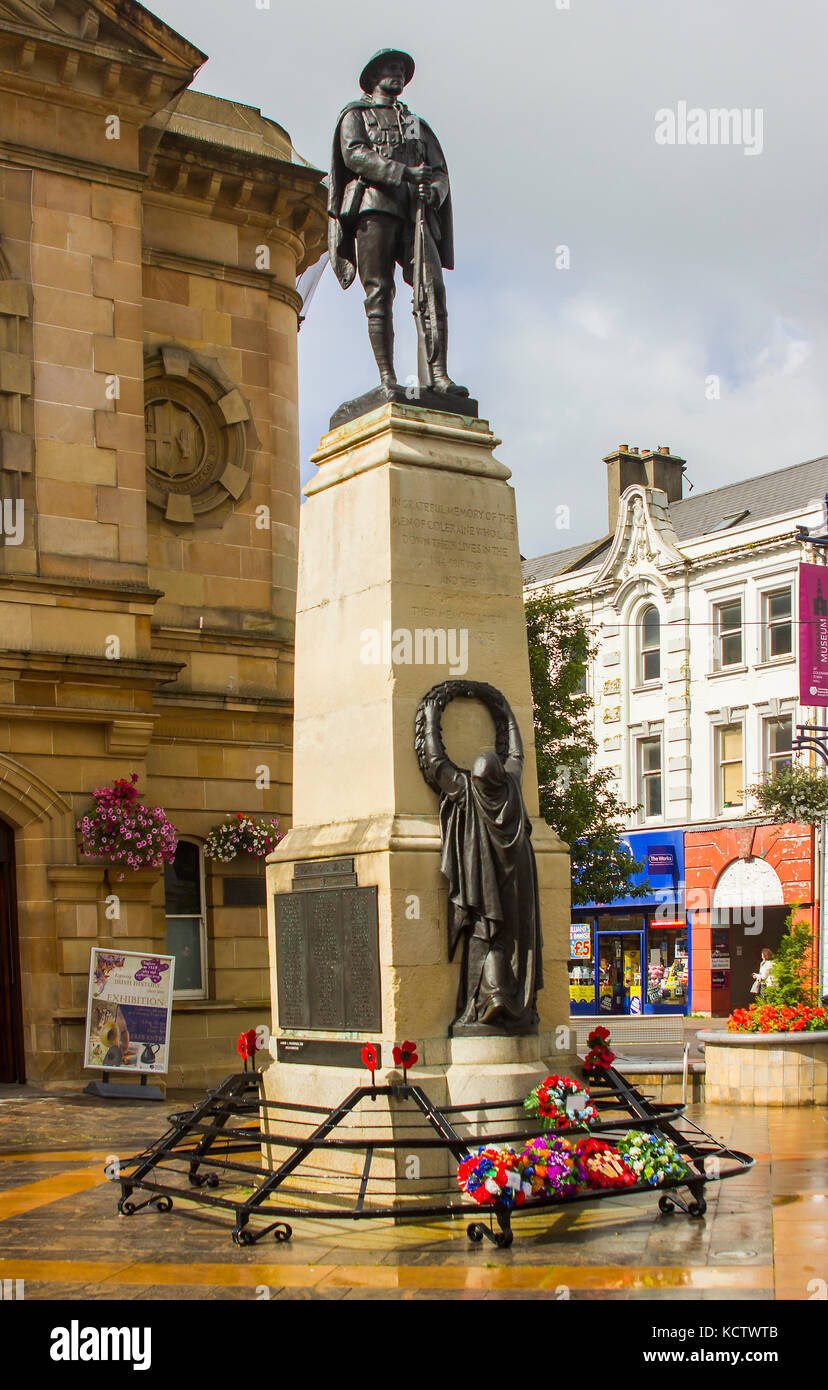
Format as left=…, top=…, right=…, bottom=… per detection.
left=568, top=829, right=689, bottom=1017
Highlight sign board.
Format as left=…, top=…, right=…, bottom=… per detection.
left=799, top=562, right=828, bottom=707
left=84, top=949, right=174, bottom=1074
left=647, top=846, right=677, bottom=874
left=569, top=922, right=592, bottom=959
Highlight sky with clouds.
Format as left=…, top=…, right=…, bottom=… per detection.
left=149, top=0, right=828, bottom=560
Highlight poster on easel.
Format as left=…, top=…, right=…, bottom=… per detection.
left=84, top=949, right=175, bottom=1075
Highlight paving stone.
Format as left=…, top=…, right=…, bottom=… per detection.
left=0, top=1093, right=822, bottom=1300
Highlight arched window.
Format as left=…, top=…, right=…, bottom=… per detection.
left=164, top=840, right=207, bottom=999
left=638, top=605, right=660, bottom=683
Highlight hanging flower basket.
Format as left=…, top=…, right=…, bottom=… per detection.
left=203, top=814, right=283, bottom=863
left=76, top=774, right=177, bottom=880
left=749, top=765, right=828, bottom=825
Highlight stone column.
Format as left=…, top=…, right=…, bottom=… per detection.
left=264, top=403, right=573, bottom=1194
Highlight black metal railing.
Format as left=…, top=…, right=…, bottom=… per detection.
left=111, top=1063, right=754, bottom=1250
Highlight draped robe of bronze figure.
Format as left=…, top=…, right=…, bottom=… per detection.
left=416, top=684, right=543, bottom=1036
left=328, top=47, right=468, bottom=397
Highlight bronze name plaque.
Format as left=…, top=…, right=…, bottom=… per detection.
left=275, top=884, right=381, bottom=1033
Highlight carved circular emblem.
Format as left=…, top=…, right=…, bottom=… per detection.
left=145, top=386, right=216, bottom=490
left=144, top=347, right=252, bottom=523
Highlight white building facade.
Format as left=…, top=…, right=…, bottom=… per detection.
left=523, top=447, right=827, bottom=1020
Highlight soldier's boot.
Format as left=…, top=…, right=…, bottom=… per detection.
left=367, top=311, right=397, bottom=390
left=430, top=313, right=469, bottom=397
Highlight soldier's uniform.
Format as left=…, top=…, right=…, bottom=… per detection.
left=340, top=102, right=447, bottom=314
left=328, top=50, right=466, bottom=395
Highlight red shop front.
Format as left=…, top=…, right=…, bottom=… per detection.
left=684, top=821, right=816, bottom=1016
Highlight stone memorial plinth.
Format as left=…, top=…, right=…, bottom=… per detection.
left=262, top=401, right=573, bottom=1202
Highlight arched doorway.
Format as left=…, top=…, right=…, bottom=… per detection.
left=0, top=818, right=24, bottom=1082
left=712, top=857, right=789, bottom=1010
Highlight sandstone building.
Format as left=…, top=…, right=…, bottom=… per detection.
left=0, top=0, right=326, bottom=1086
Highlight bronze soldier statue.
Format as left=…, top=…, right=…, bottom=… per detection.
left=328, top=48, right=469, bottom=400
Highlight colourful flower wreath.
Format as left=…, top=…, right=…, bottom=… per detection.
left=573, top=1138, right=636, bottom=1190
left=520, top=1135, right=579, bottom=1197
left=524, top=1074, right=599, bottom=1131
left=616, top=1131, right=688, bottom=1187
left=457, top=1146, right=535, bottom=1208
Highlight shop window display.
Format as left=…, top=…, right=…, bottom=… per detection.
left=568, top=920, right=595, bottom=1015
left=647, top=927, right=688, bottom=1009
left=568, top=911, right=688, bottom=1016
left=598, top=934, right=642, bottom=1015
left=568, top=960, right=595, bottom=1013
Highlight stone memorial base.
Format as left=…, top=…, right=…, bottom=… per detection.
left=262, top=401, right=573, bottom=1206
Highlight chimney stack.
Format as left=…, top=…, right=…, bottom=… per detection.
left=603, top=443, right=687, bottom=533
left=640, top=445, right=686, bottom=505
left=603, top=445, right=647, bottom=533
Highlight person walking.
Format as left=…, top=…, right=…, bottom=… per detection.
left=752, top=948, right=776, bottom=1001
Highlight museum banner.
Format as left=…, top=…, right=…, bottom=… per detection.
left=84, top=949, right=175, bottom=1075
left=799, top=562, right=828, bottom=707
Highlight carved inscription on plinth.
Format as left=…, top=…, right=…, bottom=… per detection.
left=275, top=884, right=380, bottom=1033
left=390, top=495, right=516, bottom=588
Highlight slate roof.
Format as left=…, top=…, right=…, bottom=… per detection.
left=522, top=537, right=612, bottom=584
left=522, top=453, right=828, bottom=586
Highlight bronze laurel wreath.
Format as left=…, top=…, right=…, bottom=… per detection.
left=414, top=679, right=513, bottom=791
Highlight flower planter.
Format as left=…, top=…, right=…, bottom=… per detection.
left=697, top=1029, right=828, bottom=1106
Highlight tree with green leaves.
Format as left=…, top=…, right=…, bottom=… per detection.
left=525, top=589, right=649, bottom=906
left=763, top=907, right=818, bottom=1008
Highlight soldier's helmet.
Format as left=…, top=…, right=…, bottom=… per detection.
left=359, top=49, right=415, bottom=93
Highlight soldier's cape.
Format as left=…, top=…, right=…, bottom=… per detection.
left=328, top=99, right=455, bottom=290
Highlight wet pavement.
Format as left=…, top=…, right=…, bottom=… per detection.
left=0, top=1084, right=825, bottom=1300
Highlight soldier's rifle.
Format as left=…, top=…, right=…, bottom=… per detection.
left=412, top=180, right=440, bottom=388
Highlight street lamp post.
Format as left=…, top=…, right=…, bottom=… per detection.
left=795, top=493, right=828, bottom=1006
left=793, top=725, right=828, bottom=1007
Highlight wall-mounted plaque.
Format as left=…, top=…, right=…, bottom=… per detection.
left=293, top=858, right=354, bottom=880
left=276, top=1038, right=380, bottom=1069
left=275, top=884, right=381, bottom=1033
left=292, top=857, right=357, bottom=891
left=223, top=876, right=267, bottom=907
